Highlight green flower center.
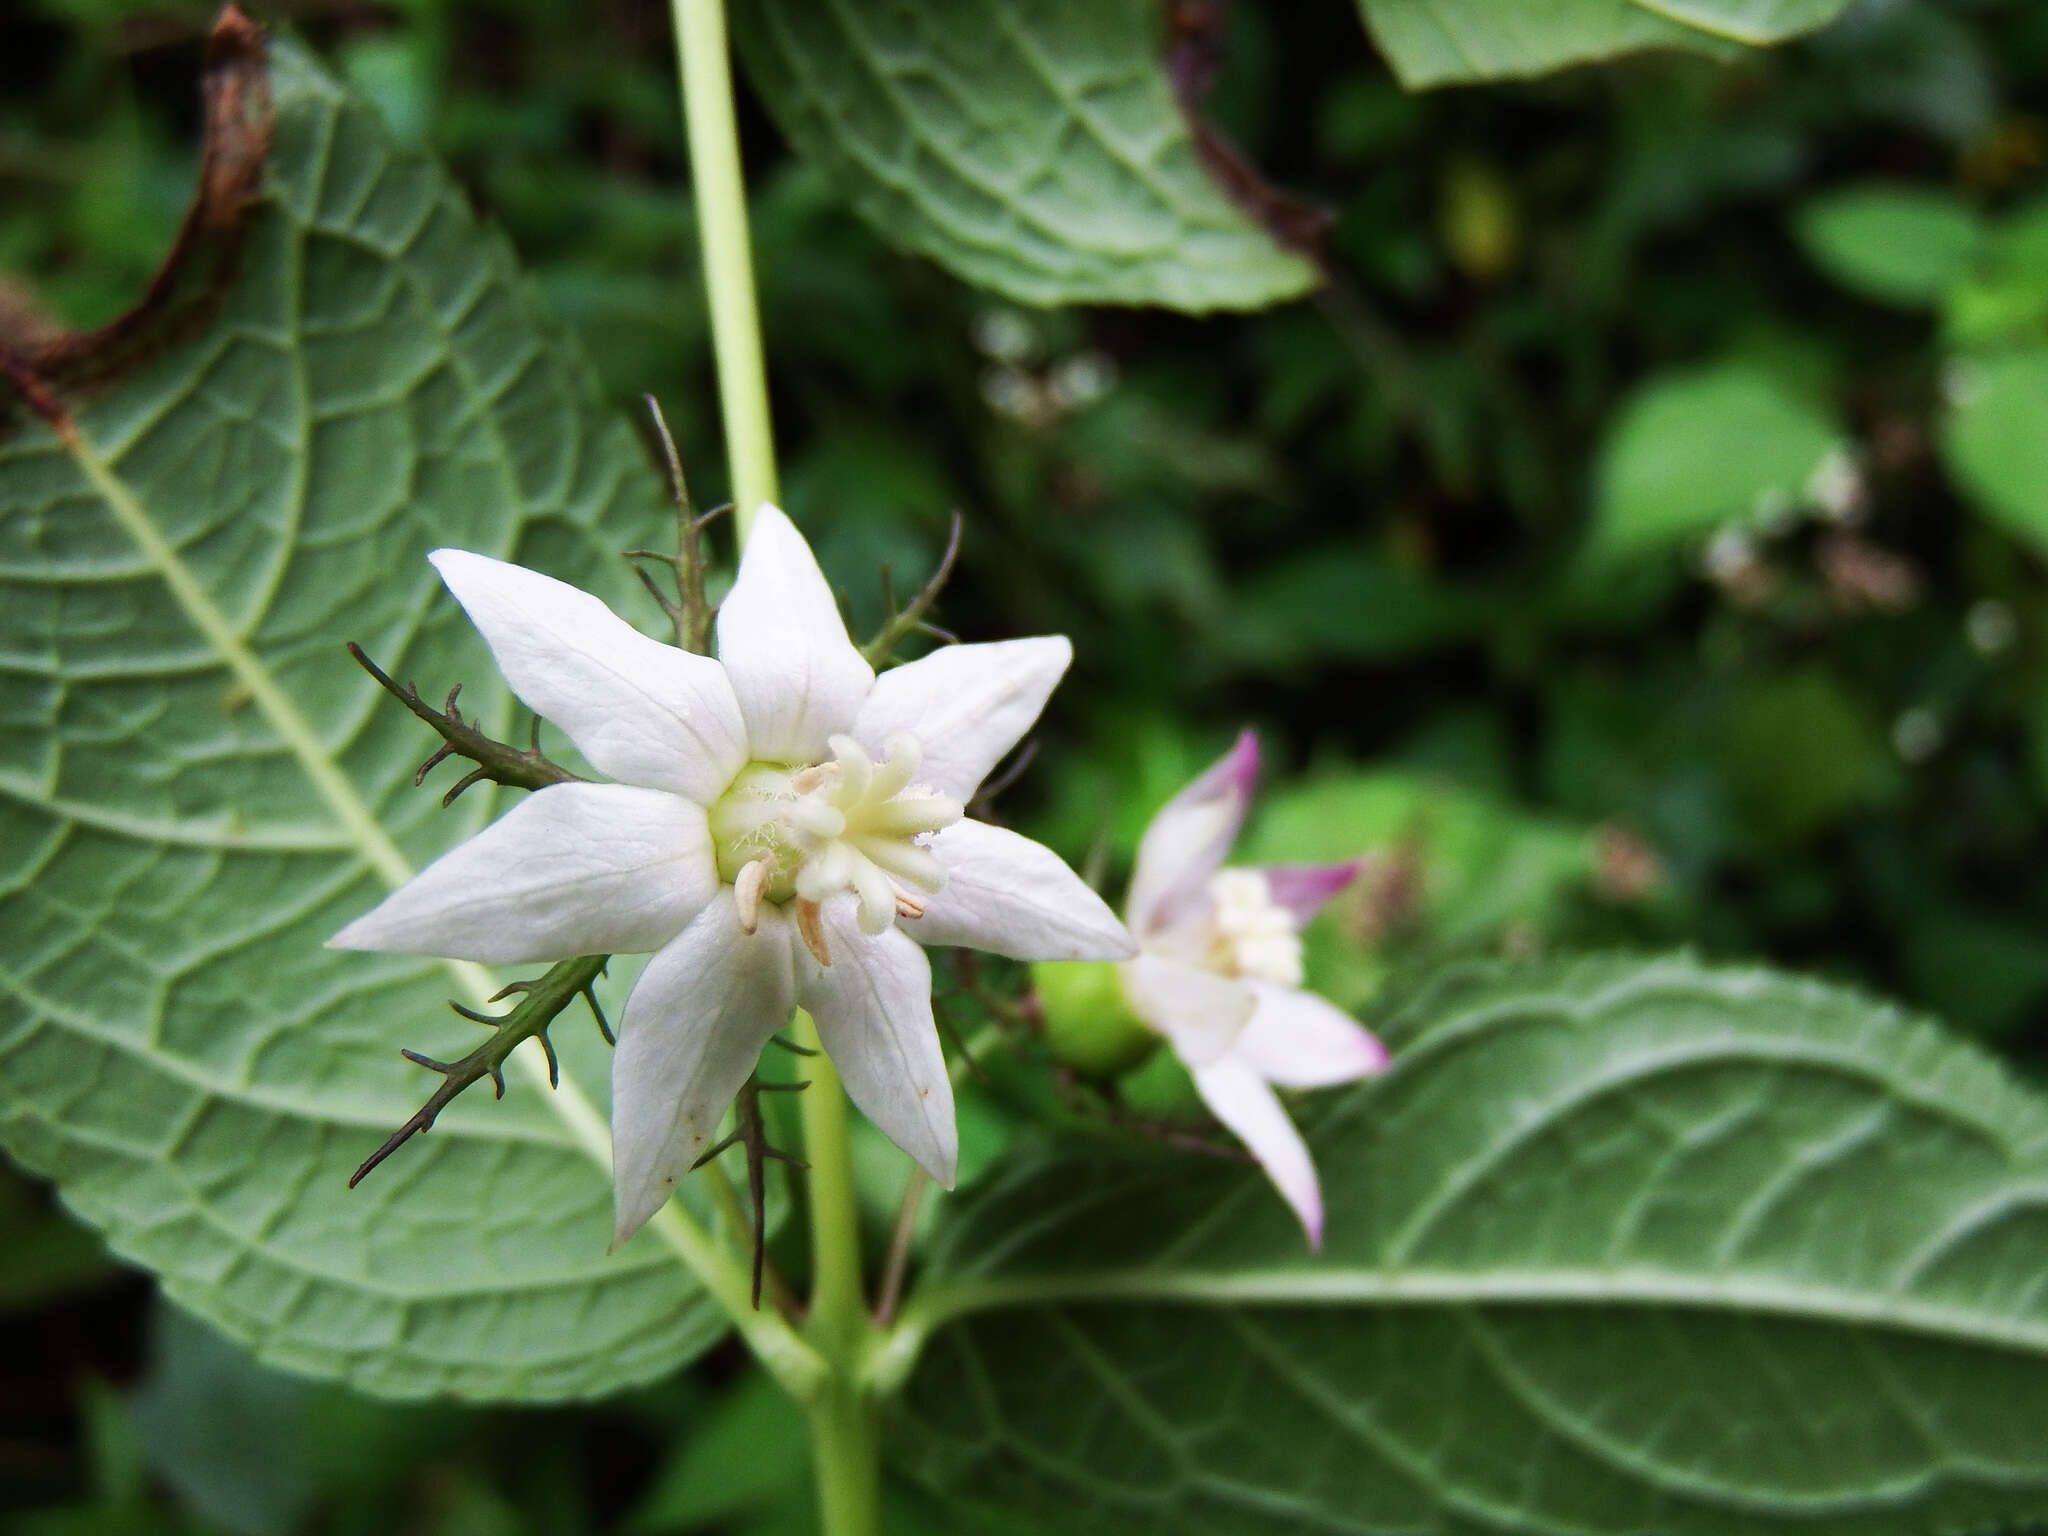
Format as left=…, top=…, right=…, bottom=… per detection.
left=707, top=733, right=961, bottom=937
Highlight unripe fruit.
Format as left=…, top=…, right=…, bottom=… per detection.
left=1030, top=959, right=1159, bottom=1078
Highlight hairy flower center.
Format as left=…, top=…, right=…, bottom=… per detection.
left=708, top=733, right=961, bottom=949
left=1201, top=868, right=1303, bottom=988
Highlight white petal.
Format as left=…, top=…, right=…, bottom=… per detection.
left=430, top=550, right=747, bottom=803
left=610, top=893, right=797, bottom=1246
left=1192, top=1054, right=1325, bottom=1249
left=1119, top=953, right=1253, bottom=1069
left=852, top=637, right=1071, bottom=801
left=1237, top=981, right=1390, bottom=1089
left=716, top=504, right=874, bottom=763
left=910, top=819, right=1133, bottom=961
left=798, top=896, right=956, bottom=1185
left=1127, top=729, right=1259, bottom=937
left=328, top=783, right=714, bottom=963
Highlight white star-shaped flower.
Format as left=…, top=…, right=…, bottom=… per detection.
left=1119, top=730, right=1388, bottom=1246
left=332, top=505, right=1133, bottom=1243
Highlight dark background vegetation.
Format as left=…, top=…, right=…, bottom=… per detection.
left=5, top=0, right=2048, bottom=1529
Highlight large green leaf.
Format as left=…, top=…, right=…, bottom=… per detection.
left=731, top=0, right=1318, bottom=311
left=1590, top=361, right=1846, bottom=558
left=889, top=955, right=2048, bottom=1534
left=0, top=28, right=728, bottom=1399
left=1945, top=202, right=2048, bottom=346
left=1943, top=346, right=2048, bottom=552
left=1795, top=185, right=1981, bottom=309
left=1358, top=0, right=1853, bottom=88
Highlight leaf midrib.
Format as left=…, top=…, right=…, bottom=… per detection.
left=62, top=424, right=416, bottom=886
left=901, top=1263, right=2048, bottom=1359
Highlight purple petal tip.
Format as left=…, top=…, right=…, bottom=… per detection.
left=1261, top=859, right=1367, bottom=927
left=1224, top=728, right=1260, bottom=796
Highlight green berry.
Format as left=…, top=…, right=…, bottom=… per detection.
left=1031, top=960, right=1159, bottom=1078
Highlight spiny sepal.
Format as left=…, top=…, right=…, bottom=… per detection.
left=346, top=642, right=580, bottom=804
left=861, top=509, right=963, bottom=666
left=623, top=396, right=725, bottom=657
left=690, top=1069, right=810, bottom=1308
left=349, top=953, right=611, bottom=1188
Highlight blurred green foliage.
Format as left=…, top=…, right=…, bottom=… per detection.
left=6, top=0, right=2048, bottom=1528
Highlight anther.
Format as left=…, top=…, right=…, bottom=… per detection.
left=734, top=857, right=769, bottom=934
left=795, top=898, right=833, bottom=967
left=893, top=885, right=928, bottom=920
left=790, top=762, right=838, bottom=795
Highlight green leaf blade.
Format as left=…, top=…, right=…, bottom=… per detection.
left=732, top=0, right=1318, bottom=311
left=1943, top=345, right=2048, bottom=553
left=1795, top=185, right=1982, bottom=309
left=1, top=33, right=724, bottom=1400
left=894, top=955, right=2048, bottom=1534
left=1358, top=0, right=1853, bottom=88
left=1591, top=361, right=1846, bottom=558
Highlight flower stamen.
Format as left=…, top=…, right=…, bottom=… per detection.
left=1203, top=868, right=1304, bottom=987
left=795, top=897, right=832, bottom=966
left=733, top=857, right=770, bottom=934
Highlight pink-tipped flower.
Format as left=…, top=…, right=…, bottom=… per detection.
left=1118, top=730, right=1388, bottom=1246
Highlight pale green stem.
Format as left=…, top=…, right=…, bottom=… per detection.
left=670, top=0, right=777, bottom=532
left=668, top=3, right=880, bottom=1530
left=793, top=1008, right=882, bottom=1536
left=875, top=1022, right=1008, bottom=1323
left=807, top=1370, right=883, bottom=1534
left=874, top=1169, right=928, bottom=1326
left=702, top=1151, right=752, bottom=1249
left=794, top=1012, right=871, bottom=1342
